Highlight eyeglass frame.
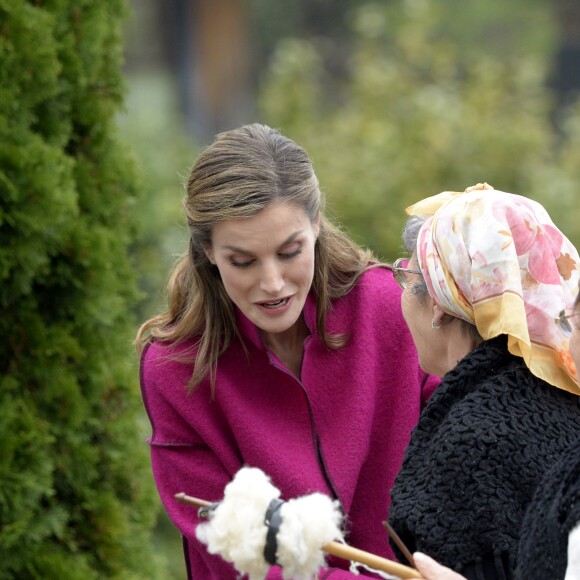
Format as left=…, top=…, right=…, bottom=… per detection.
left=392, top=257, right=423, bottom=290
left=391, top=262, right=579, bottom=335
left=556, top=308, right=580, bottom=337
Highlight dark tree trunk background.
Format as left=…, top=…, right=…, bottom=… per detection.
left=550, top=0, right=580, bottom=126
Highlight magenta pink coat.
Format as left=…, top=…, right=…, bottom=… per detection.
left=140, top=267, right=438, bottom=578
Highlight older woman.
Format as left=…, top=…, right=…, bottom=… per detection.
left=388, top=183, right=580, bottom=579
left=407, top=298, right=580, bottom=580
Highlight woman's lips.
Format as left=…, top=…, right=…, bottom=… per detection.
left=256, top=296, right=293, bottom=314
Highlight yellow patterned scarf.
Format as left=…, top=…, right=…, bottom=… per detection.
left=407, top=183, right=580, bottom=395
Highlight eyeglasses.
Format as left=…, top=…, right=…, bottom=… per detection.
left=392, top=258, right=422, bottom=290
left=556, top=308, right=580, bottom=337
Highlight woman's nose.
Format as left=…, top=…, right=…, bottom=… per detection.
left=260, top=262, right=284, bottom=294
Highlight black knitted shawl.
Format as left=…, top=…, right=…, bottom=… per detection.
left=388, top=335, right=580, bottom=579
left=516, top=436, right=580, bottom=580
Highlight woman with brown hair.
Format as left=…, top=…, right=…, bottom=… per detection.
left=136, top=123, right=437, bottom=578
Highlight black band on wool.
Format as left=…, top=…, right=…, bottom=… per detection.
left=263, top=498, right=285, bottom=565
left=198, top=501, right=220, bottom=520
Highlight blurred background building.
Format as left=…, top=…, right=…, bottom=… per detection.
left=124, top=0, right=580, bottom=144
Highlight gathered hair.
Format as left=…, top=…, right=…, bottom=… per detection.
left=402, top=216, right=429, bottom=299
left=136, top=123, right=380, bottom=390
left=402, top=215, right=482, bottom=342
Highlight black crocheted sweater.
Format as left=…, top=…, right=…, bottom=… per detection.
left=516, top=436, right=580, bottom=580
left=388, top=335, right=580, bottom=579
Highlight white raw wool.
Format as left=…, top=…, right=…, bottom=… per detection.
left=196, top=467, right=279, bottom=580
left=277, top=493, right=344, bottom=580
left=195, top=466, right=344, bottom=579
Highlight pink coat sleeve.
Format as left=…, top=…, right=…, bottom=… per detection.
left=150, top=445, right=381, bottom=578
left=141, top=344, right=372, bottom=579
left=140, top=342, right=239, bottom=577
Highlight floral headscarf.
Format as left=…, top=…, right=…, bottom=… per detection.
left=407, top=183, right=580, bottom=395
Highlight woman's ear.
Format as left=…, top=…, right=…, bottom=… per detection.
left=432, top=304, right=452, bottom=327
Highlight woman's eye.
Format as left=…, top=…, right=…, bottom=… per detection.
left=280, top=244, right=302, bottom=260
left=230, top=257, right=254, bottom=269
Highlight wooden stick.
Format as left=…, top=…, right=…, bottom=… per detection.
left=383, top=520, right=416, bottom=569
left=175, top=492, right=423, bottom=579
left=175, top=492, right=212, bottom=509
left=323, top=540, right=422, bottom=579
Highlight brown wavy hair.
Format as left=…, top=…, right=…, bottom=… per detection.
left=136, top=123, right=382, bottom=390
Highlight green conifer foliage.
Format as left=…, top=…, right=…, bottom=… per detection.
left=0, top=1, right=163, bottom=577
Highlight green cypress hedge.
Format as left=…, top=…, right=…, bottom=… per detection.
left=0, top=1, right=163, bottom=577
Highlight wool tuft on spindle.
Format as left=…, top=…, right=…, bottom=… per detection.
left=196, top=466, right=343, bottom=579
left=276, top=492, right=343, bottom=579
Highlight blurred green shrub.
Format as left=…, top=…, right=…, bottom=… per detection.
left=118, top=71, right=197, bottom=580
left=119, top=73, right=195, bottom=323
left=0, top=1, right=166, bottom=577
left=259, top=0, right=580, bottom=258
